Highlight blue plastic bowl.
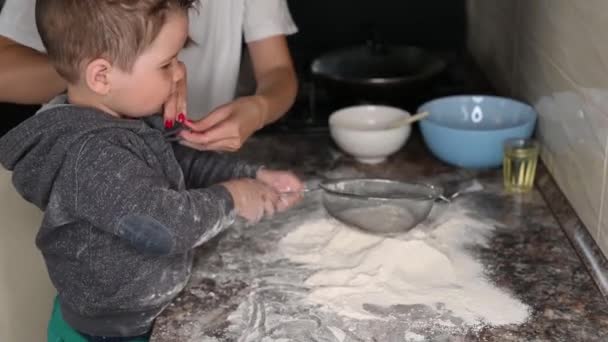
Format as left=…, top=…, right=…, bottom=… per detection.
left=418, top=95, right=538, bottom=169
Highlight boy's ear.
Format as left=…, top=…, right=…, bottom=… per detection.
left=85, top=58, right=113, bottom=95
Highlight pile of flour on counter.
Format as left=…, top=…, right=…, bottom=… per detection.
left=279, top=202, right=530, bottom=333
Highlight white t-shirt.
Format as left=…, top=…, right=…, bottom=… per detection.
left=0, top=0, right=298, bottom=117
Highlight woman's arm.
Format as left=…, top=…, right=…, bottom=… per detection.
left=248, top=34, right=298, bottom=125
left=0, top=35, right=66, bottom=104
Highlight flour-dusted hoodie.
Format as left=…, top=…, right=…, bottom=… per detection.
left=0, top=104, right=260, bottom=337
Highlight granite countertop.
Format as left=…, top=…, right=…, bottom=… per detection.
left=151, top=133, right=608, bottom=341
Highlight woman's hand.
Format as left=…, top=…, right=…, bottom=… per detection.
left=162, top=61, right=188, bottom=128
left=179, top=35, right=297, bottom=152
left=179, top=95, right=267, bottom=151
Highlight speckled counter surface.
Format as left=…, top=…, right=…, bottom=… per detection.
left=151, top=133, right=608, bottom=342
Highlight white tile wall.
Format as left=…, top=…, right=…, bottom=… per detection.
left=468, top=0, right=608, bottom=253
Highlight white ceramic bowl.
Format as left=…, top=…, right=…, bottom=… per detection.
left=329, top=105, right=412, bottom=164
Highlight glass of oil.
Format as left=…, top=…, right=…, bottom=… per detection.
left=503, top=138, right=539, bottom=193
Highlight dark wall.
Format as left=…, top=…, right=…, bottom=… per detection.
left=286, top=0, right=467, bottom=68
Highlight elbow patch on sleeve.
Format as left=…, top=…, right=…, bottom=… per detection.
left=117, top=215, right=174, bottom=255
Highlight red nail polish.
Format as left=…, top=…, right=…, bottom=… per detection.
left=177, top=113, right=186, bottom=123
left=165, top=120, right=174, bottom=129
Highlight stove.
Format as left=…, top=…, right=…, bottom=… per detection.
left=260, top=50, right=496, bottom=134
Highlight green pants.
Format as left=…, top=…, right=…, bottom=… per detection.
left=47, top=297, right=149, bottom=342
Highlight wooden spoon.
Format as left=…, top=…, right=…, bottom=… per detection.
left=387, top=111, right=430, bottom=129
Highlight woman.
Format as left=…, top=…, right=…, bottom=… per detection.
left=0, top=0, right=298, bottom=151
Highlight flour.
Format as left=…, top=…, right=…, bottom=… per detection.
left=279, top=204, right=530, bottom=332
left=327, top=326, right=347, bottom=341
left=404, top=331, right=425, bottom=341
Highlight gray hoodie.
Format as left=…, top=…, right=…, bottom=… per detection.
left=0, top=105, right=259, bottom=337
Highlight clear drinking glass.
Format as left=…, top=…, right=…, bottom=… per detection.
left=503, top=138, right=539, bottom=193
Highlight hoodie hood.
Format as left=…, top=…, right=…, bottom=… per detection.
left=0, top=105, right=149, bottom=209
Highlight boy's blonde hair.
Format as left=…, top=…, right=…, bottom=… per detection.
left=36, top=0, right=197, bottom=83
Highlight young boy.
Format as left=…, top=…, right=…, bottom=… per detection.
left=0, top=0, right=302, bottom=341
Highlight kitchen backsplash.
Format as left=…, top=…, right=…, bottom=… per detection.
left=466, top=1, right=608, bottom=255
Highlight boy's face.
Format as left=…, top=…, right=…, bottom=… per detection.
left=104, top=11, right=188, bottom=118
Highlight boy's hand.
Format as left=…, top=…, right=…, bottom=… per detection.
left=221, top=179, right=280, bottom=224
left=256, top=169, right=304, bottom=212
